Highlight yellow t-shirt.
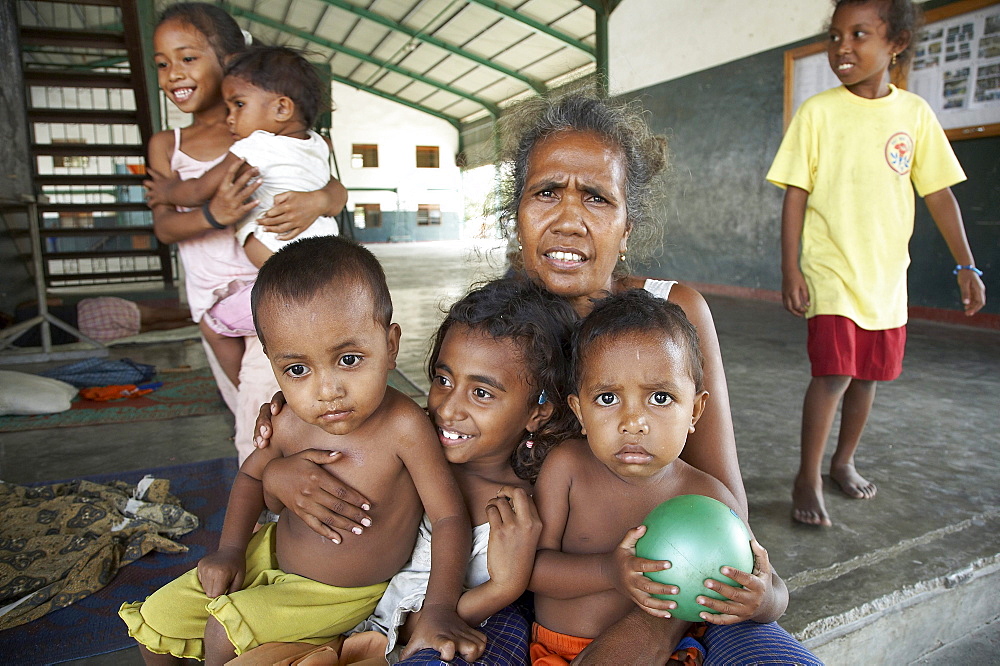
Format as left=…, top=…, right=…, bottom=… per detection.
left=766, top=85, right=966, bottom=330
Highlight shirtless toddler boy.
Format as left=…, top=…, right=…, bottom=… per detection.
left=528, top=290, right=788, bottom=664
left=120, top=236, right=482, bottom=664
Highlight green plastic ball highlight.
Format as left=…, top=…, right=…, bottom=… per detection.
left=634, top=494, right=753, bottom=622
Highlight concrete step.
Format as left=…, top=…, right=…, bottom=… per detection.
left=788, top=511, right=1000, bottom=663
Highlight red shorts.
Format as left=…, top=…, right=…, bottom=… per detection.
left=807, top=315, right=905, bottom=381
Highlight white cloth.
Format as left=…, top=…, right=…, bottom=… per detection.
left=0, top=371, right=77, bottom=416
left=643, top=278, right=676, bottom=300
left=352, top=516, right=492, bottom=663
left=228, top=130, right=339, bottom=252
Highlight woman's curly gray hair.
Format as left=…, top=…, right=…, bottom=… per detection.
left=491, top=88, right=668, bottom=278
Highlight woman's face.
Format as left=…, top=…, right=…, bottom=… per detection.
left=517, top=130, right=630, bottom=311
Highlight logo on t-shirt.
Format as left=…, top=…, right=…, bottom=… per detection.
left=885, top=132, right=913, bottom=175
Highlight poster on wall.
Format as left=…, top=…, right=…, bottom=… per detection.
left=784, top=0, right=1000, bottom=139
left=908, top=2, right=1000, bottom=132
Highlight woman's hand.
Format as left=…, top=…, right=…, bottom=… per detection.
left=257, top=190, right=329, bottom=240
left=697, top=539, right=772, bottom=624
left=399, top=603, right=486, bottom=662
left=253, top=391, right=286, bottom=450
left=197, top=545, right=246, bottom=598
left=261, top=450, right=373, bottom=544
left=483, top=486, right=542, bottom=595
left=781, top=269, right=810, bottom=317
left=608, top=524, right=678, bottom=618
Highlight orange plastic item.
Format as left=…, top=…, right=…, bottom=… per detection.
left=80, top=382, right=160, bottom=401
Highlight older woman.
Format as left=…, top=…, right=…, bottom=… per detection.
left=252, top=91, right=818, bottom=665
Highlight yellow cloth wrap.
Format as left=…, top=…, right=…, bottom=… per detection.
left=118, top=522, right=388, bottom=659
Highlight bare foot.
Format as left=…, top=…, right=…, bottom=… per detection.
left=830, top=463, right=877, bottom=499
left=792, top=476, right=831, bottom=526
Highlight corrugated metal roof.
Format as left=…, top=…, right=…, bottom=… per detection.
left=211, top=0, right=598, bottom=125
left=19, top=0, right=606, bottom=145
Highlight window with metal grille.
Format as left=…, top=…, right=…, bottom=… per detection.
left=416, top=204, right=441, bottom=226
left=353, top=203, right=381, bottom=229
left=52, top=139, right=89, bottom=169
left=351, top=144, right=378, bottom=168
left=416, top=145, right=439, bottom=168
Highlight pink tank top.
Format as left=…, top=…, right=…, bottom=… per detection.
left=170, top=128, right=258, bottom=322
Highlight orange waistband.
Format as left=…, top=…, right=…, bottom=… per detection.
left=531, top=622, right=593, bottom=654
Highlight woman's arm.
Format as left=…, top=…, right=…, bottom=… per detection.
left=574, top=608, right=690, bottom=665
left=667, top=284, right=748, bottom=521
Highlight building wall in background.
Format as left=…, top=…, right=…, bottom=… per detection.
left=330, top=82, right=463, bottom=243
left=610, top=0, right=997, bottom=316
left=609, top=0, right=830, bottom=95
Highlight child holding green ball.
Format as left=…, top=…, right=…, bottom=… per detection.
left=528, top=290, right=797, bottom=664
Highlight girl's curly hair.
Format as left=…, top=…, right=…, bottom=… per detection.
left=427, top=277, right=581, bottom=483
left=490, top=84, right=669, bottom=277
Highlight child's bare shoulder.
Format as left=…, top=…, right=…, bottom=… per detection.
left=368, top=387, right=433, bottom=437
left=271, top=407, right=334, bottom=454
left=545, top=438, right=592, bottom=465
left=672, top=459, right=742, bottom=513
left=536, top=438, right=598, bottom=485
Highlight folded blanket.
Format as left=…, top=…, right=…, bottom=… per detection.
left=0, top=475, right=198, bottom=630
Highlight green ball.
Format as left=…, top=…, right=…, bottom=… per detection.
left=635, top=494, right=753, bottom=623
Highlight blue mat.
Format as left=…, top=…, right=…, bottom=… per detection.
left=0, top=457, right=237, bottom=664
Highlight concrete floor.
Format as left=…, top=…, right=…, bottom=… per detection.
left=2, top=240, right=997, bottom=664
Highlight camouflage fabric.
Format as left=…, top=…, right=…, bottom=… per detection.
left=0, top=476, right=198, bottom=630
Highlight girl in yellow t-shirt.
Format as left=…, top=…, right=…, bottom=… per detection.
left=766, top=0, right=985, bottom=527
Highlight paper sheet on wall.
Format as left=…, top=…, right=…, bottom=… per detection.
left=792, top=51, right=841, bottom=115
left=909, top=5, right=1000, bottom=130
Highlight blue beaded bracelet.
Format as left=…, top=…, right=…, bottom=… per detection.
left=953, top=264, right=983, bottom=276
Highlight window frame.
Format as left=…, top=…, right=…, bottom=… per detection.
left=415, top=145, right=440, bottom=168
left=416, top=203, right=441, bottom=226
left=351, top=144, right=379, bottom=168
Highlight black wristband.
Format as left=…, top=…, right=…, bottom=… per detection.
left=201, top=203, right=226, bottom=230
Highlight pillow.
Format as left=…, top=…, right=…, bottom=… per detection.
left=0, top=370, right=79, bottom=416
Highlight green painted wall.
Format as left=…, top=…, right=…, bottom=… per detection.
left=624, top=41, right=997, bottom=316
